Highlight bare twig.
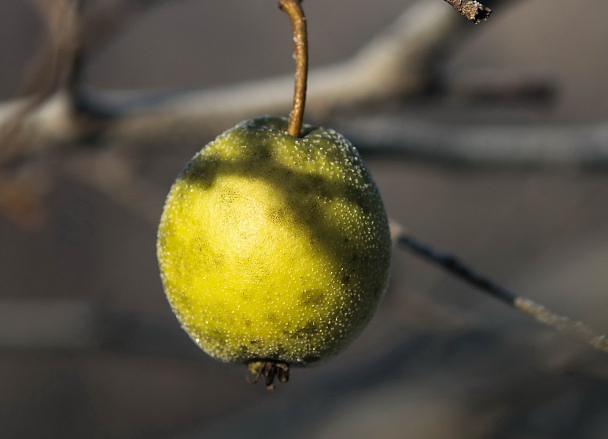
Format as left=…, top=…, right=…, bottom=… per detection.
left=394, top=225, right=608, bottom=355
left=514, top=299, right=608, bottom=354
left=444, top=0, right=492, bottom=23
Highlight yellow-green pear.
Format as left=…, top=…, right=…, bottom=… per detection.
left=157, top=116, right=391, bottom=384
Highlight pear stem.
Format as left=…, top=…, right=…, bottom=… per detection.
left=279, top=0, right=308, bottom=138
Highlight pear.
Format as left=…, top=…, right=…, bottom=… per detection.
left=157, top=116, right=391, bottom=382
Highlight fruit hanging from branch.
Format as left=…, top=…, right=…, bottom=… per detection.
left=157, top=0, right=391, bottom=389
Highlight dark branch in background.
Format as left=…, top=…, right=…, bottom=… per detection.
left=0, top=0, right=179, bottom=227
left=0, top=0, right=82, bottom=168
left=4, top=0, right=176, bottom=157
left=334, top=116, right=608, bottom=166
left=392, top=224, right=608, bottom=355
left=20, top=0, right=83, bottom=99
left=20, top=0, right=176, bottom=99
left=0, top=0, right=512, bottom=232
left=0, top=0, right=471, bottom=170
left=444, top=0, right=492, bottom=23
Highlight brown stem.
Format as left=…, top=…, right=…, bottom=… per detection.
left=279, top=0, right=308, bottom=138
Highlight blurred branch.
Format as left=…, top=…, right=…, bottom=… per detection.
left=20, top=0, right=175, bottom=98
left=335, top=116, right=608, bottom=166
left=391, top=222, right=608, bottom=355
left=438, top=68, right=556, bottom=103
left=2, top=0, right=599, bottom=234
left=20, top=0, right=82, bottom=99
left=4, top=0, right=179, bottom=162
left=6, top=0, right=492, bottom=229
left=0, top=0, right=470, bottom=165
left=0, top=0, right=596, bottom=175
left=0, top=0, right=83, bottom=169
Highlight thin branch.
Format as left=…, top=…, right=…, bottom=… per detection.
left=393, top=224, right=608, bottom=355
left=514, top=298, right=608, bottom=354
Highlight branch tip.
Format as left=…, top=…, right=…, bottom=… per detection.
left=445, top=0, right=492, bottom=24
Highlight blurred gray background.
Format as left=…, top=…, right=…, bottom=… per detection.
left=1, top=0, right=608, bottom=438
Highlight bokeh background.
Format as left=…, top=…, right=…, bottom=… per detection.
left=1, top=0, right=608, bottom=438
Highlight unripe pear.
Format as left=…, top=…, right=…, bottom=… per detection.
left=157, top=116, right=391, bottom=383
